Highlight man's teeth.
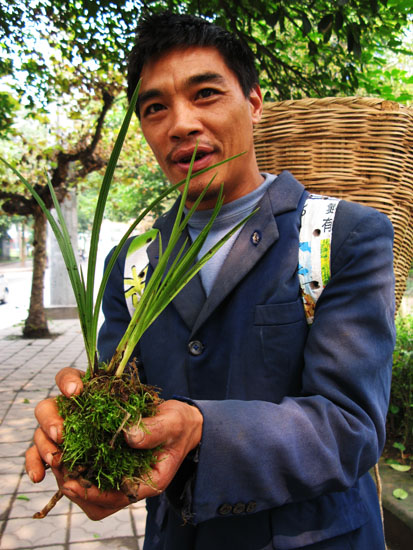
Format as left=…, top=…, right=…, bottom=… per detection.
left=180, top=151, right=207, bottom=163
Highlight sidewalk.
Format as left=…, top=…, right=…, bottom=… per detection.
left=0, top=259, right=34, bottom=273
left=0, top=319, right=147, bottom=550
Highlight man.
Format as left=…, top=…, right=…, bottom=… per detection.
left=26, top=12, right=395, bottom=550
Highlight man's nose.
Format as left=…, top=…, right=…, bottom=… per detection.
left=168, top=103, right=203, bottom=140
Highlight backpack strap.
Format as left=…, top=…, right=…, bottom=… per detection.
left=123, top=231, right=157, bottom=318
left=298, top=194, right=341, bottom=324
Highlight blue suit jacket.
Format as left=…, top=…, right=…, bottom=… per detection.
left=98, top=171, right=395, bottom=549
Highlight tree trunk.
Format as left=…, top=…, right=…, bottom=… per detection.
left=23, top=207, right=50, bottom=338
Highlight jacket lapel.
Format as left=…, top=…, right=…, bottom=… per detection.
left=146, top=201, right=206, bottom=330
left=190, top=190, right=278, bottom=335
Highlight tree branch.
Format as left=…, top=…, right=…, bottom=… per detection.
left=0, top=87, right=116, bottom=217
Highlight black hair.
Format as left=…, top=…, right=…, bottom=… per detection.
left=127, top=11, right=258, bottom=108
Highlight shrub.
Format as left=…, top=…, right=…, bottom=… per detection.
left=387, top=314, right=413, bottom=454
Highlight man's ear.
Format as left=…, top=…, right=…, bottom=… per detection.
left=249, top=84, right=263, bottom=124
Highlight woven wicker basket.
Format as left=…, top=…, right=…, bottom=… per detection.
left=254, top=97, right=413, bottom=312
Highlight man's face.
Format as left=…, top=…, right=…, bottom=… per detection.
left=138, top=46, right=263, bottom=209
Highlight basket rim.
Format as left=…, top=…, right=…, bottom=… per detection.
left=260, top=96, right=413, bottom=116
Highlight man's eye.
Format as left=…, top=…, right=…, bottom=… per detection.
left=144, top=103, right=165, bottom=116
left=197, top=88, right=218, bottom=99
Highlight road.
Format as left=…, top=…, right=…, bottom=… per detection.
left=0, top=239, right=149, bottom=331
left=0, top=261, right=33, bottom=330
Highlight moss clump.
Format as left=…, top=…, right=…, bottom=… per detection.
left=56, top=368, right=160, bottom=493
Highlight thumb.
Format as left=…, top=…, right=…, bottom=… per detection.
left=124, top=415, right=163, bottom=449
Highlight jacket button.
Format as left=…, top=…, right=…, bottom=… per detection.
left=246, top=500, right=257, bottom=513
left=218, top=503, right=232, bottom=516
left=188, top=340, right=204, bottom=356
left=232, top=502, right=246, bottom=515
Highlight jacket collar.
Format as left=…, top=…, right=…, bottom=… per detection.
left=147, top=170, right=305, bottom=333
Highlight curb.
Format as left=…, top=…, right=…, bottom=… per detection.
left=377, top=459, right=413, bottom=550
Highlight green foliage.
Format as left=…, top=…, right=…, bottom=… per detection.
left=0, top=91, right=20, bottom=135
left=393, top=487, right=409, bottom=500
left=78, top=167, right=169, bottom=229
left=1, top=0, right=412, bottom=110
left=387, top=315, right=413, bottom=452
left=56, top=371, right=160, bottom=491
left=77, top=109, right=169, bottom=230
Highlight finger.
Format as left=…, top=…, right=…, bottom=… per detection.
left=25, top=444, right=47, bottom=483
left=55, top=367, right=85, bottom=397
left=125, top=400, right=202, bottom=452
left=125, top=417, right=159, bottom=448
left=35, top=397, right=63, bottom=444
left=33, top=426, right=62, bottom=468
left=125, top=401, right=177, bottom=449
left=40, top=466, right=125, bottom=521
left=136, top=447, right=183, bottom=498
left=60, top=477, right=131, bottom=511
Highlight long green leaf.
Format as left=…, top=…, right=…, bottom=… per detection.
left=86, top=80, right=142, bottom=332
left=45, top=175, right=88, bottom=325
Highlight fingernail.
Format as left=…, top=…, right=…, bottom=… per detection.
left=28, top=470, right=35, bottom=482
left=49, top=426, right=58, bottom=443
left=66, top=382, right=78, bottom=395
left=46, top=452, right=54, bottom=467
left=125, top=426, right=145, bottom=445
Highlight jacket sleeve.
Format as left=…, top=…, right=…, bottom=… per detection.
left=188, top=206, right=396, bottom=523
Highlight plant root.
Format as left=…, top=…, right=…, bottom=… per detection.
left=121, top=477, right=140, bottom=503
left=33, top=489, right=64, bottom=519
left=110, top=410, right=131, bottom=449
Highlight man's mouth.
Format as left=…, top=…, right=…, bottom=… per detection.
left=177, top=150, right=209, bottom=164
left=171, top=147, right=215, bottom=173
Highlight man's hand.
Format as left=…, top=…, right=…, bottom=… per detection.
left=26, top=367, right=84, bottom=484
left=125, top=399, right=203, bottom=495
left=25, top=367, right=131, bottom=520
left=25, top=367, right=203, bottom=520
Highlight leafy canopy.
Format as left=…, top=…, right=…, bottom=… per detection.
left=1, top=0, right=412, bottom=115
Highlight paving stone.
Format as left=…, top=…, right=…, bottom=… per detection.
left=68, top=537, right=140, bottom=549
left=69, top=508, right=134, bottom=542
left=1, top=418, right=37, bottom=429
left=17, top=391, right=50, bottom=402
left=0, top=493, right=13, bottom=518
left=9, top=491, right=70, bottom=519
left=0, top=427, right=36, bottom=443
left=1, top=513, right=67, bottom=548
left=130, top=506, right=147, bottom=537
left=4, top=408, right=36, bottom=422
left=18, top=472, right=60, bottom=494
left=0, top=457, right=25, bottom=474
left=0, top=383, right=20, bottom=391
left=0, top=442, right=30, bottom=458
left=0, top=473, right=23, bottom=493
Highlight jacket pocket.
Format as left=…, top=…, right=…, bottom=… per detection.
left=254, top=299, right=305, bottom=326
left=254, top=299, right=307, bottom=390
